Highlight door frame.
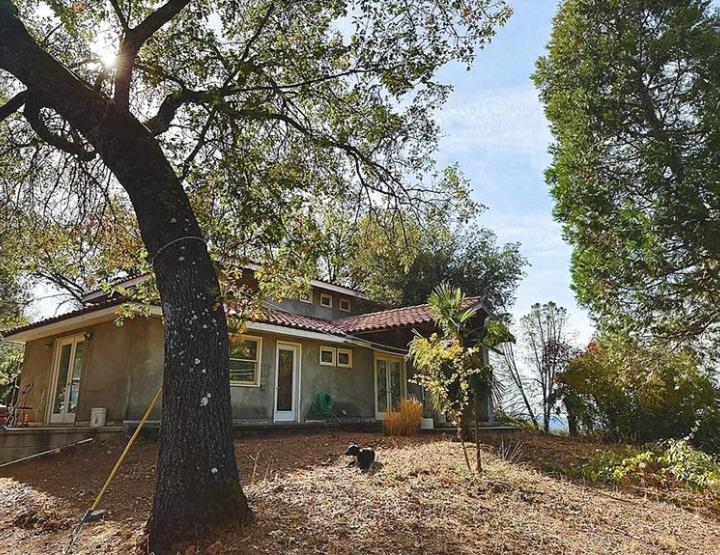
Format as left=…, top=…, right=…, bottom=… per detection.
left=373, top=353, right=406, bottom=420
left=273, top=341, right=302, bottom=422
left=47, top=334, right=86, bottom=425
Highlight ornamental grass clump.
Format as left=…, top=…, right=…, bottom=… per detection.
left=383, top=397, right=423, bottom=436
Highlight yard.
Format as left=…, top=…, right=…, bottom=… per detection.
left=1, top=431, right=719, bottom=554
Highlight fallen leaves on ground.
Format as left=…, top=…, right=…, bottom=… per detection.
left=0, top=431, right=718, bottom=554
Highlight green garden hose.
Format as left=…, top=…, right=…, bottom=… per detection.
left=314, top=392, right=334, bottom=416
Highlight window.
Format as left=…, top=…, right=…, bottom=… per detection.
left=319, top=346, right=336, bottom=366
left=229, top=335, right=262, bottom=385
left=339, top=298, right=351, bottom=312
left=320, top=293, right=333, bottom=308
left=337, top=348, right=353, bottom=368
left=299, top=289, right=313, bottom=303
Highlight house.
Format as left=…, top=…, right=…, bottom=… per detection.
left=0, top=267, right=494, bottom=438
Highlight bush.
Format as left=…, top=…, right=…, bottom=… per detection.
left=576, top=439, right=720, bottom=491
left=383, top=397, right=423, bottom=436
left=559, top=335, right=720, bottom=452
left=0, top=345, right=22, bottom=405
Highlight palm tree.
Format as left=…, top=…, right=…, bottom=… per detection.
left=427, top=283, right=478, bottom=341
left=424, top=284, right=502, bottom=472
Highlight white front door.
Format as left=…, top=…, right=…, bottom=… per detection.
left=48, top=336, right=86, bottom=424
left=274, top=342, right=299, bottom=422
left=375, top=355, right=404, bottom=419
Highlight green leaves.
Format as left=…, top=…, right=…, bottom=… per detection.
left=428, top=283, right=477, bottom=338
left=561, top=333, right=720, bottom=450
left=535, top=0, right=720, bottom=348
left=2, top=0, right=515, bottom=312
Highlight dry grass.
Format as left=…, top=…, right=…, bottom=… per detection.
left=383, top=398, right=423, bottom=436
left=1, top=431, right=719, bottom=554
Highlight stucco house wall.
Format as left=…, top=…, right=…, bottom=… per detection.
left=17, top=317, right=151, bottom=426
left=223, top=332, right=378, bottom=423
left=15, top=315, right=385, bottom=426
left=6, top=277, right=493, bottom=429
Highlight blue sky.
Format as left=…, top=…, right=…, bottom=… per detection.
left=435, top=0, right=594, bottom=343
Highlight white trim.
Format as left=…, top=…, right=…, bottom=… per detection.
left=319, top=292, right=333, bottom=309
left=339, top=298, right=351, bottom=312
left=299, top=291, right=313, bottom=304
left=373, top=352, right=406, bottom=420
left=244, top=322, right=347, bottom=344
left=2, top=307, right=124, bottom=344
left=80, top=263, right=370, bottom=305
left=244, top=322, right=406, bottom=355
left=336, top=348, right=353, bottom=368
left=243, top=263, right=368, bottom=299
left=274, top=340, right=301, bottom=422
left=47, top=334, right=86, bottom=424
left=229, top=334, right=262, bottom=387
left=319, top=346, right=336, bottom=366
left=312, top=281, right=367, bottom=300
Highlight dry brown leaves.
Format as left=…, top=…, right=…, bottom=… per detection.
left=0, top=431, right=718, bottom=554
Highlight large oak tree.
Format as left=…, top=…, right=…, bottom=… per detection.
left=0, top=0, right=510, bottom=549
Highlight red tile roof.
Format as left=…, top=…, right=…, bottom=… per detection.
left=254, top=306, right=346, bottom=336
left=335, top=296, right=483, bottom=334
left=1, top=296, right=486, bottom=341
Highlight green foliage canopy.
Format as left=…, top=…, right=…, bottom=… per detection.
left=316, top=195, right=526, bottom=311
left=535, top=0, right=720, bottom=346
left=1, top=0, right=513, bottom=304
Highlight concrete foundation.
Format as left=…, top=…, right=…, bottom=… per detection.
left=0, top=426, right=123, bottom=465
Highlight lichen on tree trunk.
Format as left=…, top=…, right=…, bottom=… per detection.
left=95, top=128, right=254, bottom=552
left=148, top=234, right=252, bottom=550
left=0, top=4, right=252, bottom=550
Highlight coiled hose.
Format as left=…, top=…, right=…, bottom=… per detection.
left=314, top=392, right=334, bottom=416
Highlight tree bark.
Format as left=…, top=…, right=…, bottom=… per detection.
left=0, top=3, right=251, bottom=550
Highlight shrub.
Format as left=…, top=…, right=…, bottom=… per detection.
left=559, top=334, right=720, bottom=452
left=383, top=397, right=423, bottom=436
left=576, top=439, right=720, bottom=491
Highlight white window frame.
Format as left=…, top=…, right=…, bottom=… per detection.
left=339, top=297, right=351, bottom=312
left=299, top=290, right=313, bottom=304
left=320, top=292, right=333, bottom=308
left=319, top=345, right=336, bottom=366
left=47, top=334, right=87, bottom=424
left=229, top=334, right=262, bottom=387
left=336, top=348, right=353, bottom=368
left=373, top=353, right=407, bottom=419
left=274, top=341, right=302, bottom=422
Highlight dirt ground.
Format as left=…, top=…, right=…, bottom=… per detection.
left=1, top=430, right=719, bottom=554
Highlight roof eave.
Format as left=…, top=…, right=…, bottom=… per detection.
left=1, top=303, right=149, bottom=344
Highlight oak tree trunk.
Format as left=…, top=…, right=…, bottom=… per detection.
left=0, top=5, right=251, bottom=551
left=88, top=114, right=253, bottom=552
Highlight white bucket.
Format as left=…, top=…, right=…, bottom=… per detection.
left=90, top=408, right=107, bottom=428
left=420, top=417, right=434, bottom=430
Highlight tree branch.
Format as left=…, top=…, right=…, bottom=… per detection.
left=114, top=0, right=192, bottom=111
left=0, top=89, right=26, bottom=121
left=108, top=0, right=129, bottom=32
left=23, top=97, right=96, bottom=160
